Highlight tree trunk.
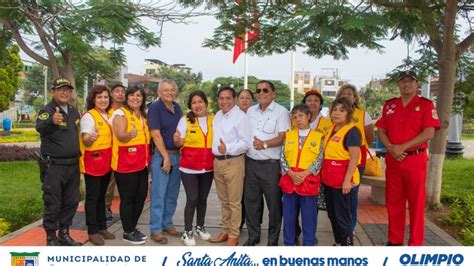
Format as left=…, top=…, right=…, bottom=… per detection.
left=426, top=0, right=459, bottom=209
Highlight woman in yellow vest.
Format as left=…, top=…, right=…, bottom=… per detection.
left=80, top=85, right=115, bottom=245
left=172, top=90, right=214, bottom=246
left=322, top=97, right=361, bottom=246
left=336, top=84, right=374, bottom=233
left=279, top=104, right=324, bottom=246
left=302, top=89, right=332, bottom=134
left=110, top=86, right=150, bottom=245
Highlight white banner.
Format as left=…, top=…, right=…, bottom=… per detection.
left=1, top=246, right=473, bottom=266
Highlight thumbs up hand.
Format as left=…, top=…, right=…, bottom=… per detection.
left=253, top=136, right=263, bottom=150
left=218, top=138, right=227, bottom=154
left=52, top=107, right=64, bottom=125
left=173, top=129, right=181, bottom=143
left=129, top=124, right=138, bottom=138
left=89, top=128, right=99, bottom=142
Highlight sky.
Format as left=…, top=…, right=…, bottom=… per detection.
left=19, top=13, right=418, bottom=90
left=121, top=15, right=417, bottom=89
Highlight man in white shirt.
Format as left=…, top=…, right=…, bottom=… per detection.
left=209, top=86, right=251, bottom=246
left=244, top=80, right=291, bottom=246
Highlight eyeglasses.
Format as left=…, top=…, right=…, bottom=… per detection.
left=256, top=88, right=270, bottom=94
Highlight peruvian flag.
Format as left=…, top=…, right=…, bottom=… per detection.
left=232, top=0, right=259, bottom=63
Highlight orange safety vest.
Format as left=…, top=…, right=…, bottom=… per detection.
left=279, top=129, right=323, bottom=196
left=111, top=107, right=150, bottom=173
left=353, top=107, right=368, bottom=166
left=79, top=109, right=112, bottom=176
left=179, top=114, right=214, bottom=171
left=322, top=124, right=361, bottom=188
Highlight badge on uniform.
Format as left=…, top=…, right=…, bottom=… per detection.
left=331, top=136, right=341, bottom=142
left=391, top=104, right=396, bottom=108
left=310, top=141, right=316, bottom=147
left=386, top=109, right=394, bottom=115
left=432, top=109, right=439, bottom=119
left=38, top=113, right=49, bottom=120
left=98, top=121, right=104, bottom=127
left=75, top=119, right=80, bottom=126
left=354, top=117, right=359, bottom=122
left=415, top=106, right=420, bottom=112
left=128, top=147, right=137, bottom=153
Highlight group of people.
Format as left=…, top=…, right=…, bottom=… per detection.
left=35, top=70, right=439, bottom=247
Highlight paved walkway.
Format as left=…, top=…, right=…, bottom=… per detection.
left=0, top=183, right=461, bottom=246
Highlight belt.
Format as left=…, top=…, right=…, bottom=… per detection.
left=214, top=154, right=243, bottom=161
left=405, top=148, right=425, bottom=156
left=45, top=156, right=79, bottom=165
left=166, top=149, right=180, bottom=154
left=246, top=157, right=279, bottom=164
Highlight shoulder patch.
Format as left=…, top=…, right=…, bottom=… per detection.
left=38, top=112, right=50, bottom=120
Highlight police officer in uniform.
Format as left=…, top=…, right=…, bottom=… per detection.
left=376, top=70, right=440, bottom=246
left=36, top=78, right=81, bottom=246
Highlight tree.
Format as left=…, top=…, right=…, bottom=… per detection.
left=0, top=27, right=23, bottom=112
left=150, top=66, right=203, bottom=93
left=21, top=63, right=50, bottom=111
left=192, top=0, right=474, bottom=208
left=360, top=80, right=400, bottom=118
left=0, top=1, right=197, bottom=104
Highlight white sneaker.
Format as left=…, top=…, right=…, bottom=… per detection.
left=182, top=230, right=196, bottom=246
left=195, top=225, right=211, bottom=241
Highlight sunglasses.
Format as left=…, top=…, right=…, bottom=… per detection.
left=256, top=88, right=270, bottom=94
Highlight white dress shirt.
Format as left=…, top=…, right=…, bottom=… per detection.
left=247, top=101, right=291, bottom=160
left=212, top=105, right=251, bottom=156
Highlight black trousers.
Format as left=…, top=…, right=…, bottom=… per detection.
left=114, top=168, right=148, bottom=233
left=324, top=185, right=354, bottom=245
left=42, top=163, right=80, bottom=231
left=180, top=171, right=213, bottom=231
left=84, top=172, right=111, bottom=234
left=244, top=158, right=282, bottom=245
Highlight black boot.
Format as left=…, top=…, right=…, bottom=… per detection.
left=58, top=227, right=81, bottom=246
left=45, top=229, right=60, bottom=246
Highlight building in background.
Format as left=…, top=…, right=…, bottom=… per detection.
left=293, top=70, right=313, bottom=94
left=144, top=59, right=190, bottom=76
left=313, top=68, right=349, bottom=98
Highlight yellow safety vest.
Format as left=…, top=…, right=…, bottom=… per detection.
left=111, top=107, right=150, bottom=173
left=79, top=109, right=113, bottom=176
left=180, top=114, right=214, bottom=171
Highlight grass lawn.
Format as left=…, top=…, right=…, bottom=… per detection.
left=439, top=158, right=474, bottom=245
left=462, top=133, right=474, bottom=140
left=0, top=161, right=42, bottom=236
left=441, top=158, right=474, bottom=201
left=0, top=129, right=39, bottom=143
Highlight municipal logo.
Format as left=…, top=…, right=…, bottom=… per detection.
left=11, top=252, right=39, bottom=266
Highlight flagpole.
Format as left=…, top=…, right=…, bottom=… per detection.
left=244, top=28, right=249, bottom=90
left=290, top=50, right=295, bottom=110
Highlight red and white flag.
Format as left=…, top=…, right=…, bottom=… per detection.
left=232, top=0, right=259, bottom=63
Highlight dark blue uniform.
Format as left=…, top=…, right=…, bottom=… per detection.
left=36, top=99, right=81, bottom=245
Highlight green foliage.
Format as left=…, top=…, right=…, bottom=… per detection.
left=150, top=66, right=203, bottom=93
left=442, top=195, right=474, bottom=246
left=360, top=83, right=400, bottom=118
left=0, top=161, right=42, bottom=236
left=0, top=129, right=39, bottom=143
left=441, top=158, right=474, bottom=245
left=0, top=218, right=9, bottom=236
left=0, top=38, right=23, bottom=111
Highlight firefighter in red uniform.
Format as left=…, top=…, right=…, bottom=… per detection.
left=376, top=70, right=440, bottom=246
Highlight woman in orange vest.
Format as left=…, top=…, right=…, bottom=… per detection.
left=302, top=89, right=332, bottom=134
left=110, top=86, right=150, bottom=245
left=80, top=85, right=115, bottom=245
left=322, top=97, right=361, bottom=246
left=172, top=90, right=214, bottom=246
left=279, top=104, right=324, bottom=246
left=336, top=84, right=374, bottom=233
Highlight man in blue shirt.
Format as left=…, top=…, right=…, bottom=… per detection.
left=148, top=79, right=183, bottom=244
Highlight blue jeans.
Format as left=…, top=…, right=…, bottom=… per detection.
left=149, top=152, right=181, bottom=233
left=351, top=166, right=365, bottom=231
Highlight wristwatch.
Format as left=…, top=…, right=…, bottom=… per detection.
left=263, top=141, right=268, bottom=149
